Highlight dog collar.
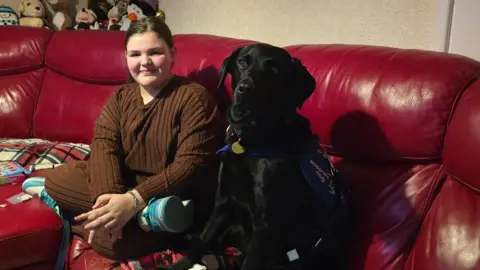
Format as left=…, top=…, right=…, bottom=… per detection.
left=216, top=142, right=294, bottom=158
left=224, top=125, right=245, bottom=154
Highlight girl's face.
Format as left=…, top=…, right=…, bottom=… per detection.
left=125, top=31, right=176, bottom=89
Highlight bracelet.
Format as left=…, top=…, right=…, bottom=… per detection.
left=126, top=190, right=139, bottom=214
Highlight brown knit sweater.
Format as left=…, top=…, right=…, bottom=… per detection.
left=87, top=75, right=223, bottom=203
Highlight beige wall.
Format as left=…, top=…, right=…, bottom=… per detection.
left=159, top=0, right=449, bottom=51
left=448, top=0, right=480, bottom=61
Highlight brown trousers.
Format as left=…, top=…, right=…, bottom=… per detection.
left=43, top=161, right=185, bottom=260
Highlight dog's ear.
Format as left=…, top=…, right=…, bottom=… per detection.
left=217, top=47, right=242, bottom=89
left=291, top=57, right=316, bottom=108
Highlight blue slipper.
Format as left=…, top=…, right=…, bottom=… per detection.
left=139, top=196, right=194, bottom=233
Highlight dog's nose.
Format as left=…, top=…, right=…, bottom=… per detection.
left=236, top=83, right=250, bottom=94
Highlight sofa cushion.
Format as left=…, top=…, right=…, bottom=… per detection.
left=0, top=183, right=62, bottom=269
left=0, top=26, right=52, bottom=139
left=332, top=156, right=447, bottom=269
left=405, top=177, right=480, bottom=270
left=33, top=69, right=120, bottom=144
left=33, top=30, right=128, bottom=144
left=443, top=80, right=480, bottom=191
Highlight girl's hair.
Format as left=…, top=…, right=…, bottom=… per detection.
left=124, top=16, right=174, bottom=49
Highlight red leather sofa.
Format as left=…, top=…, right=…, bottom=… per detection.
left=1, top=26, right=480, bottom=270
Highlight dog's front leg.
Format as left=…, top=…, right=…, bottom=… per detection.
left=240, top=226, right=277, bottom=270
left=199, top=198, right=232, bottom=246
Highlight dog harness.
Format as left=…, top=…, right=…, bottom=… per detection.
left=216, top=139, right=338, bottom=210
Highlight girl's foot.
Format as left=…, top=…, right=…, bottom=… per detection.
left=138, top=196, right=193, bottom=232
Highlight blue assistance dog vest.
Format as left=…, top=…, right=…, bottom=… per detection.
left=216, top=140, right=339, bottom=210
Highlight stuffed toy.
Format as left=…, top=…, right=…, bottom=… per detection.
left=42, top=0, right=72, bottom=30
left=71, top=8, right=103, bottom=30
left=95, top=0, right=112, bottom=29
left=119, top=0, right=156, bottom=31
left=0, top=6, right=19, bottom=25
left=18, top=0, right=48, bottom=28
left=107, top=0, right=128, bottom=31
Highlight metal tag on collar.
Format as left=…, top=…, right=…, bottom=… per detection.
left=231, top=141, right=245, bottom=154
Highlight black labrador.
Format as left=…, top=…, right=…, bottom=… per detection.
left=162, top=44, right=352, bottom=270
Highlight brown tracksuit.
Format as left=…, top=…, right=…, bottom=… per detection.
left=44, top=76, right=223, bottom=260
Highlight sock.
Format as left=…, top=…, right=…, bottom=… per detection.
left=22, top=176, right=60, bottom=216
left=22, top=176, right=46, bottom=197
left=137, top=196, right=194, bottom=233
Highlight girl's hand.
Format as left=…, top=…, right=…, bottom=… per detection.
left=74, top=193, right=139, bottom=243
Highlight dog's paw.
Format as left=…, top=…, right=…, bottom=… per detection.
left=189, top=264, right=207, bottom=270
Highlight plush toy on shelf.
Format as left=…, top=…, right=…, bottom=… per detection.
left=0, top=6, right=19, bottom=25
left=95, top=0, right=112, bottom=29
left=119, top=0, right=157, bottom=31
left=18, top=0, right=50, bottom=28
left=107, top=0, right=128, bottom=31
left=71, top=8, right=106, bottom=30
left=42, top=0, right=72, bottom=31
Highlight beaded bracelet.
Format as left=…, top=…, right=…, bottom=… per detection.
left=126, top=190, right=139, bottom=214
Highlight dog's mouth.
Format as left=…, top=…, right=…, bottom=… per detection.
left=230, top=104, right=249, bottom=119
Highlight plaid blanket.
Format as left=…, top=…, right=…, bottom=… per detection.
left=0, top=138, right=90, bottom=172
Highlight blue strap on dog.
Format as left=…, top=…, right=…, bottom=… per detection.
left=216, top=140, right=337, bottom=210
left=299, top=141, right=337, bottom=210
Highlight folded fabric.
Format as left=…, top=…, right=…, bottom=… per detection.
left=139, top=196, right=194, bottom=233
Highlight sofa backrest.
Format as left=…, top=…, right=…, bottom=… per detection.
left=405, top=79, right=480, bottom=270
left=0, top=27, right=52, bottom=139
left=1, top=27, right=480, bottom=270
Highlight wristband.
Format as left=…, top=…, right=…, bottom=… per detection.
left=126, top=190, right=139, bottom=214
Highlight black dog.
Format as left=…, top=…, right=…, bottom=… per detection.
left=162, top=44, right=352, bottom=270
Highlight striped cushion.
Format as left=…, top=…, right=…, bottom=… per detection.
left=0, top=138, right=90, bottom=172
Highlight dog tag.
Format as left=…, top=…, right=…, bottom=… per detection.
left=231, top=141, right=245, bottom=154
left=286, top=249, right=300, bottom=262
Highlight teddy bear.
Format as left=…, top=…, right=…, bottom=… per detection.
left=42, top=0, right=72, bottom=31
left=17, top=0, right=49, bottom=28
left=0, top=5, right=20, bottom=25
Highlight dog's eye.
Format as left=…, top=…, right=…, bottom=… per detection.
left=237, top=59, right=247, bottom=68
left=271, top=66, right=279, bottom=73
left=27, top=2, right=31, bottom=5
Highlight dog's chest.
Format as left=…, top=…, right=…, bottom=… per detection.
left=220, top=155, right=312, bottom=210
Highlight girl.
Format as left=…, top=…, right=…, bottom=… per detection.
left=23, top=16, right=223, bottom=261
